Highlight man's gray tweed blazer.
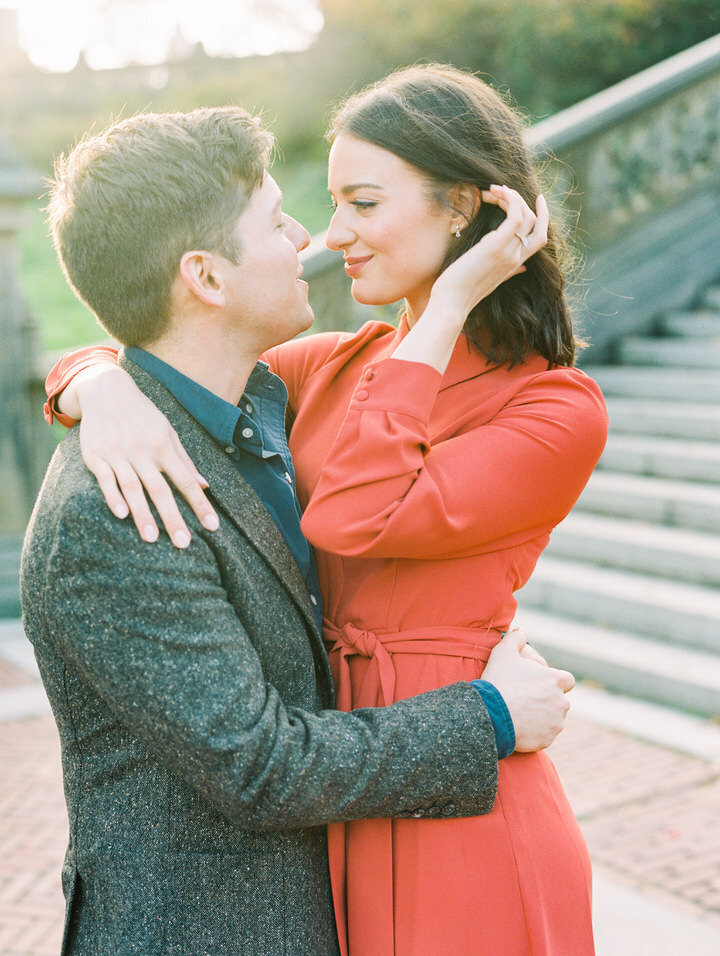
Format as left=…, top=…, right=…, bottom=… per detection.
left=21, top=355, right=498, bottom=956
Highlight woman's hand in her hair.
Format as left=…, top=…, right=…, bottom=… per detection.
left=430, top=185, right=549, bottom=321
left=73, top=364, right=219, bottom=547
left=393, top=187, right=548, bottom=374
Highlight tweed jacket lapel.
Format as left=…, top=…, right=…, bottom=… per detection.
left=119, top=354, right=320, bottom=638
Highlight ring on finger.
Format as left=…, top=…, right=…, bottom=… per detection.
left=514, top=232, right=532, bottom=248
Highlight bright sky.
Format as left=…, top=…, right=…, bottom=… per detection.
left=2, top=0, right=324, bottom=72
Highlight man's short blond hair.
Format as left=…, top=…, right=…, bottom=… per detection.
left=48, top=107, right=273, bottom=346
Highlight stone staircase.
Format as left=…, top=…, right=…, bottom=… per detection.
left=518, top=284, right=720, bottom=719
left=5, top=288, right=720, bottom=722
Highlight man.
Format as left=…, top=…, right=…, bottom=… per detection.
left=22, top=107, right=572, bottom=955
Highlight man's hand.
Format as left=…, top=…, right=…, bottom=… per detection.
left=483, top=628, right=574, bottom=752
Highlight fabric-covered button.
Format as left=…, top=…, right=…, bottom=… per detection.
left=241, top=427, right=254, bottom=439
left=356, top=390, right=369, bottom=401
left=365, top=368, right=375, bottom=381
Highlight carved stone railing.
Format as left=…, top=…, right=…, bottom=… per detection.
left=7, top=33, right=720, bottom=541
left=302, top=33, right=720, bottom=361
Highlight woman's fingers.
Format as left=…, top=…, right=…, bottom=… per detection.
left=130, top=460, right=193, bottom=548
left=83, top=430, right=218, bottom=548
left=87, top=457, right=131, bottom=521
left=76, top=375, right=219, bottom=547
left=480, top=185, right=548, bottom=259
left=84, top=455, right=161, bottom=543
left=167, top=431, right=219, bottom=531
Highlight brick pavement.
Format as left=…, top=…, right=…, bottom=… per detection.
left=1, top=652, right=720, bottom=954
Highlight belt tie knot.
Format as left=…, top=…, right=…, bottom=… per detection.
left=325, top=621, right=396, bottom=710
left=339, top=622, right=379, bottom=659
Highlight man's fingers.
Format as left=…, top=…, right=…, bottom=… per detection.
left=555, top=668, right=575, bottom=694
left=500, top=627, right=527, bottom=652
left=520, top=642, right=548, bottom=666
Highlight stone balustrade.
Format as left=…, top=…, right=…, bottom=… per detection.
left=3, top=33, right=720, bottom=535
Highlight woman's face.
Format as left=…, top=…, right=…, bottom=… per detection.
left=326, top=133, right=460, bottom=323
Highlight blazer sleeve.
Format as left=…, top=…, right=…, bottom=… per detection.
left=30, top=473, right=498, bottom=831
left=301, top=357, right=609, bottom=559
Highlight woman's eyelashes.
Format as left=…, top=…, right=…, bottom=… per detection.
left=327, top=197, right=378, bottom=213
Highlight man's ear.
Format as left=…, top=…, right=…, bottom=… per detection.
left=179, top=250, right=226, bottom=308
left=449, top=183, right=482, bottom=233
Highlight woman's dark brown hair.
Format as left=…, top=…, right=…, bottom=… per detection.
left=327, top=64, right=581, bottom=367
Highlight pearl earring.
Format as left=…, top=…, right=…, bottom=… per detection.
left=455, top=227, right=462, bottom=238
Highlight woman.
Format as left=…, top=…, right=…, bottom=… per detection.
left=46, top=66, right=607, bottom=955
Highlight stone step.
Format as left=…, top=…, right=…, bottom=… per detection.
left=577, top=471, right=720, bottom=532
left=605, top=398, right=720, bottom=440
left=0, top=586, right=20, bottom=619
left=599, top=433, right=720, bottom=482
left=516, top=556, right=720, bottom=653
left=658, top=311, right=720, bottom=337
left=618, top=336, right=720, bottom=368
left=515, top=609, right=720, bottom=719
left=585, top=366, right=720, bottom=403
left=0, top=538, right=22, bottom=619
left=549, top=513, right=720, bottom=586
left=701, top=286, right=720, bottom=310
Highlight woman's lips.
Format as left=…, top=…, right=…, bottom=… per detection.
left=344, top=255, right=372, bottom=278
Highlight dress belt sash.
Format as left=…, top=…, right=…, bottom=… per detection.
left=323, top=620, right=503, bottom=956
left=323, top=620, right=502, bottom=710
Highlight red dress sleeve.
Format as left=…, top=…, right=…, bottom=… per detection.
left=300, top=357, right=608, bottom=560
left=44, top=345, right=120, bottom=427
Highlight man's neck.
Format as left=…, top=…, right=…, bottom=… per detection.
left=144, top=332, right=259, bottom=406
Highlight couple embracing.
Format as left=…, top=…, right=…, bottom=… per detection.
left=23, top=65, right=607, bottom=955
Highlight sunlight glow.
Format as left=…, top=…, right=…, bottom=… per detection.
left=2, top=0, right=323, bottom=72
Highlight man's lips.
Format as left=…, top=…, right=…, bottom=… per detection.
left=343, top=255, right=372, bottom=278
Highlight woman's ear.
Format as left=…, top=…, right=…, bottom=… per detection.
left=178, top=250, right=226, bottom=308
left=449, top=183, right=482, bottom=234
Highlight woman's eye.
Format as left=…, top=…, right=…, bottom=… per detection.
left=351, top=200, right=377, bottom=211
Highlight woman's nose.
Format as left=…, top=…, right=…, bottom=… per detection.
left=325, top=208, right=353, bottom=251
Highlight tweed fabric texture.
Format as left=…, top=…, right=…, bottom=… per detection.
left=21, top=357, right=498, bottom=955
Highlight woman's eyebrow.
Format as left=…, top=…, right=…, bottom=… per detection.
left=340, top=182, right=385, bottom=195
